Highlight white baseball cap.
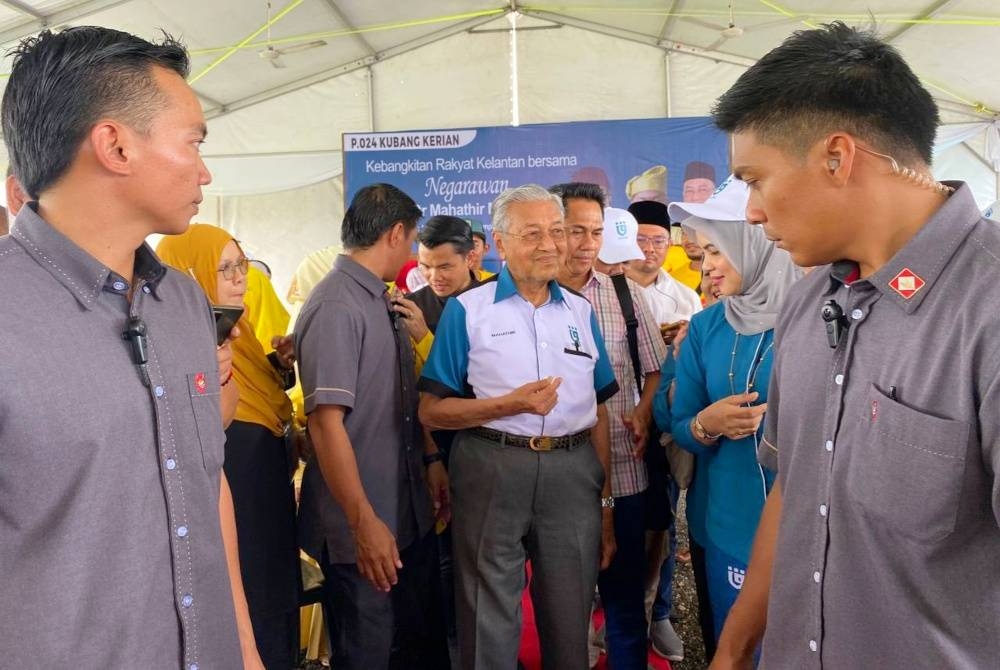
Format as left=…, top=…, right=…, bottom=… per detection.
left=668, top=174, right=749, bottom=223
left=599, top=207, right=645, bottom=264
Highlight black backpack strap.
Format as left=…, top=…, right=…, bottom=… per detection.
left=610, top=273, right=643, bottom=397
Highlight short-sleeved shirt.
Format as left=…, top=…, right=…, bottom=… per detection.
left=295, top=254, right=433, bottom=565
left=0, top=205, right=241, bottom=669
left=641, top=268, right=702, bottom=325
left=419, top=267, right=618, bottom=435
left=582, top=271, right=666, bottom=496
left=758, top=183, right=1000, bottom=668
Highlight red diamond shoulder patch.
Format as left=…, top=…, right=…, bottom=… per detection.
left=888, top=267, right=925, bottom=299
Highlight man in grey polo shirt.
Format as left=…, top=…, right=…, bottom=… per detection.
left=707, top=23, right=1000, bottom=669
left=295, top=183, right=446, bottom=669
left=419, top=184, right=619, bottom=670
left=0, top=28, right=258, bottom=669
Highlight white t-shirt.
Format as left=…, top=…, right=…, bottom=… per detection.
left=640, top=269, right=702, bottom=324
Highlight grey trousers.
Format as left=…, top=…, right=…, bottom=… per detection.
left=450, top=430, right=604, bottom=670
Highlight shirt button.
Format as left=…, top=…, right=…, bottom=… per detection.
left=181, top=594, right=193, bottom=608
left=834, top=374, right=844, bottom=385
left=540, top=342, right=548, bottom=348
left=113, top=281, right=127, bottom=291
left=165, top=458, right=177, bottom=471
left=809, top=640, right=818, bottom=652
left=825, top=440, right=833, bottom=452
left=819, top=504, right=828, bottom=517
left=851, top=308, right=863, bottom=320
left=189, top=665, right=199, bottom=670
left=405, top=416, right=411, bottom=422
left=143, top=285, right=152, bottom=294
left=813, top=570, right=821, bottom=583
left=154, top=385, right=165, bottom=397
left=176, top=525, right=189, bottom=538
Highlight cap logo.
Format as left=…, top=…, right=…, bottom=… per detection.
left=888, top=268, right=925, bottom=299
left=615, top=220, right=627, bottom=237
left=712, top=176, right=733, bottom=197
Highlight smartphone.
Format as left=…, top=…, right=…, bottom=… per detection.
left=212, top=305, right=244, bottom=346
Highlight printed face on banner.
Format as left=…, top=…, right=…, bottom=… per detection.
left=342, top=119, right=729, bottom=274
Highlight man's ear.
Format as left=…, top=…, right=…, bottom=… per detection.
left=492, top=232, right=506, bottom=261
left=822, top=132, right=857, bottom=187
left=89, top=120, right=133, bottom=176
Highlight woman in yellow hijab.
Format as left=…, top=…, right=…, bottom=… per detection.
left=157, top=224, right=300, bottom=669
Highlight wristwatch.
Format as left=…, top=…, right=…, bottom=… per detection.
left=693, top=412, right=723, bottom=442
left=601, top=496, right=615, bottom=510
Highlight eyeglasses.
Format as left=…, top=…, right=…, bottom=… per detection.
left=503, top=227, right=566, bottom=245
left=217, top=257, right=249, bottom=280
left=636, top=235, right=670, bottom=250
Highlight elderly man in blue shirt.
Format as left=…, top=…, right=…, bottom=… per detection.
left=419, top=184, right=619, bottom=670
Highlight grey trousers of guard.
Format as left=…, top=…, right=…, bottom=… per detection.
left=450, top=430, right=604, bottom=670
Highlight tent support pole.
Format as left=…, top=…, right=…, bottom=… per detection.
left=367, top=66, right=376, bottom=131
left=664, top=52, right=672, bottom=118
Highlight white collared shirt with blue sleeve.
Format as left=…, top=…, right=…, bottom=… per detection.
left=418, top=267, right=619, bottom=436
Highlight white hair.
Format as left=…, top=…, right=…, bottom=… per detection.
left=491, top=184, right=564, bottom=233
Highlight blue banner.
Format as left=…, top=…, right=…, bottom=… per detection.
left=343, top=117, right=729, bottom=272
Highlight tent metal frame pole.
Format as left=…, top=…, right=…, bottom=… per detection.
left=320, top=0, right=376, bottom=56
left=367, top=66, right=376, bottom=131
left=0, top=0, right=43, bottom=20
left=0, top=0, right=134, bottom=44
left=520, top=9, right=755, bottom=68
left=657, top=0, right=685, bottom=44
left=884, top=0, right=958, bottom=43
left=664, top=51, right=672, bottom=118
left=205, top=12, right=501, bottom=121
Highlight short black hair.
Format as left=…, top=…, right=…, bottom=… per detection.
left=342, top=183, right=421, bottom=250
left=2, top=27, right=190, bottom=199
left=549, top=182, right=607, bottom=210
left=418, top=215, right=474, bottom=255
left=712, top=22, right=938, bottom=165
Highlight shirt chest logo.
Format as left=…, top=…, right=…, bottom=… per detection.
left=568, top=325, right=581, bottom=351
left=491, top=329, right=516, bottom=338
left=194, top=372, right=207, bottom=394
left=888, top=267, right=925, bottom=299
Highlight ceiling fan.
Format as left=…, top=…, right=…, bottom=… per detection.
left=256, top=1, right=326, bottom=69
left=682, top=0, right=797, bottom=51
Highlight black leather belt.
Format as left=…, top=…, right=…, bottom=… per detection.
left=470, top=427, right=590, bottom=451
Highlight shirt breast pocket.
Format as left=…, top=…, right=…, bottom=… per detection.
left=186, top=372, right=225, bottom=474
left=846, top=383, right=969, bottom=545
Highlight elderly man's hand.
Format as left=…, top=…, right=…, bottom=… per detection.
left=510, top=376, right=562, bottom=416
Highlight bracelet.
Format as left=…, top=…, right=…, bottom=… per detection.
left=221, top=370, right=234, bottom=387
left=693, top=412, right=722, bottom=441
left=601, top=496, right=615, bottom=510
left=422, top=451, right=444, bottom=467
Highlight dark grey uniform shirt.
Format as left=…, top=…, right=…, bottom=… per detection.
left=758, top=184, right=1000, bottom=668
left=0, top=205, right=241, bottom=669
left=295, top=254, right=432, bottom=565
